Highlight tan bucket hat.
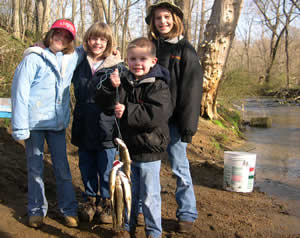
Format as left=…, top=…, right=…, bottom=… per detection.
left=145, top=0, right=183, bottom=25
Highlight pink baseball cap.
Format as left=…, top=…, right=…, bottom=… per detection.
left=50, top=19, right=76, bottom=40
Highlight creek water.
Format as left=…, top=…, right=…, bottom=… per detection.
left=242, top=97, right=300, bottom=219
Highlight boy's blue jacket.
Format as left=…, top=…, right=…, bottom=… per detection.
left=11, top=47, right=84, bottom=140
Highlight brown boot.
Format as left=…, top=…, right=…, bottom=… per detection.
left=78, top=197, right=96, bottom=222
left=64, top=216, right=79, bottom=228
left=112, top=230, right=131, bottom=238
left=177, top=220, right=194, bottom=233
left=28, top=216, right=44, bottom=228
left=96, top=198, right=113, bottom=224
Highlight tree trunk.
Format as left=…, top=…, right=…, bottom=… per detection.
left=175, top=0, right=191, bottom=40
left=199, top=0, right=244, bottom=119
left=25, top=0, right=34, bottom=33
left=79, top=0, right=86, bottom=42
left=121, top=0, right=130, bottom=58
left=41, top=0, right=51, bottom=35
left=93, top=0, right=104, bottom=22
left=197, top=0, right=206, bottom=54
left=55, top=0, right=63, bottom=19
left=285, top=28, right=290, bottom=88
left=35, top=0, right=43, bottom=39
left=12, top=0, right=21, bottom=39
left=71, top=0, right=76, bottom=23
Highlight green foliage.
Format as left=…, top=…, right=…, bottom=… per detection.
left=210, top=137, right=221, bottom=150
left=258, top=73, right=287, bottom=95
left=212, top=120, right=226, bottom=129
left=0, top=118, right=10, bottom=129
left=0, top=28, right=29, bottom=97
left=217, top=104, right=243, bottom=138
left=218, top=70, right=261, bottom=106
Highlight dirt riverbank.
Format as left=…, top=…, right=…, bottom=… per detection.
left=0, top=117, right=299, bottom=238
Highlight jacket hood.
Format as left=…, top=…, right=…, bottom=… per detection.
left=87, top=53, right=123, bottom=72
left=132, top=64, right=170, bottom=86
left=159, top=35, right=184, bottom=45
left=23, top=47, right=71, bottom=77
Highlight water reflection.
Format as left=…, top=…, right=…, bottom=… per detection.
left=243, top=97, right=300, bottom=217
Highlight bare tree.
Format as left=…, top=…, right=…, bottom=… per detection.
left=253, top=0, right=296, bottom=84
left=12, top=0, right=21, bottom=39
left=25, top=0, right=34, bottom=33
left=121, top=0, right=130, bottom=58
left=41, top=0, right=51, bottom=35
left=72, top=0, right=77, bottom=23
left=92, top=0, right=104, bottom=22
left=55, top=0, right=63, bottom=19
left=199, top=0, right=244, bottom=119
left=291, top=0, right=300, bottom=12
left=79, top=0, right=86, bottom=41
left=197, top=0, right=206, bottom=54
left=35, top=0, right=43, bottom=35
left=175, top=0, right=192, bottom=40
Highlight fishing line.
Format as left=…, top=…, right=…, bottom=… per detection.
left=95, top=64, right=124, bottom=159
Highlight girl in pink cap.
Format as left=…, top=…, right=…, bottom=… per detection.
left=11, top=19, right=84, bottom=229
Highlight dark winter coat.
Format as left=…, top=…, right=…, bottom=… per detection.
left=153, top=36, right=203, bottom=143
left=71, top=53, right=123, bottom=150
left=94, top=64, right=172, bottom=162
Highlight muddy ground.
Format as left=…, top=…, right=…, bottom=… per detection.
left=0, top=117, right=299, bottom=238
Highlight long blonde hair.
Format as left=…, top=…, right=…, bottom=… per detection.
left=148, top=8, right=184, bottom=40
left=83, top=22, right=115, bottom=58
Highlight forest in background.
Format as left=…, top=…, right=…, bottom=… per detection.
left=1, top=0, right=300, bottom=117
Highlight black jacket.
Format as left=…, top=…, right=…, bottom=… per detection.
left=71, top=53, right=124, bottom=150
left=153, top=36, right=203, bottom=143
left=95, top=64, right=172, bottom=162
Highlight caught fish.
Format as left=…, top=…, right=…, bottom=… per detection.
left=109, top=160, right=123, bottom=227
left=118, top=170, right=132, bottom=223
left=114, top=138, right=131, bottom=181
left=114, top=174, right=124, bottom=230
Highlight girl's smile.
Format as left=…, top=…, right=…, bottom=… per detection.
left=88, top=36, right=108, bottom=58
left=154, top=8, right=174, bottom=36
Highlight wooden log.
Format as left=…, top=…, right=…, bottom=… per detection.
left=250, top=117, right=272, bottom=128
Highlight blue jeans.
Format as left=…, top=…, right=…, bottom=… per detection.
left=78, top=148, right=115, bottom=200
left=167, top=123, right=198, bottom=222
left=127, top=160, right=162, bottom=238
left=25, top=130, right=77, bottom=217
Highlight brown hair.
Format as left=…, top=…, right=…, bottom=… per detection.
left=127, top=37, right=156, bottom=57
left=147, top=8, right=184, bottom=40
left=42, top=19, right=75, bottom=54
left=83, top=22, right=114, bottom=58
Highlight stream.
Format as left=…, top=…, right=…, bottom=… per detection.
left=242, top=97, right=300, bottom=218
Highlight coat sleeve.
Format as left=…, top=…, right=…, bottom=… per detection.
left=126, top=80, right=172, bottom=130
left=11, top=55, right=38, bottom=140
left=177, top=42, right=203, bottom=143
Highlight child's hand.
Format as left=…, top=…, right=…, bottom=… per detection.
left=115, top=103, right=125, bottom=118
left=112, top=48, right=120, bottom=57
left=111, top=68, right=120, bottom=88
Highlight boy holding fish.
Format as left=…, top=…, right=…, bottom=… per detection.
left=94, top=37, right=172, bottom=238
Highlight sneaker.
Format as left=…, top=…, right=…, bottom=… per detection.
left=64, top=216, right=79, bottom=228
left=28, top=216, right=44, bottom=228
left=112, top=230, right=131, bottom=238
left=137, top=213, right=145, bottom=226
left=97, top=198, right=112, bottom=224
left=78, top=197, right=96, bottom=222
left=177, top=220, right=194, bottom=233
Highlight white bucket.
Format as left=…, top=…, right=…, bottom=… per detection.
left=223, top=151, right=256, bottom=193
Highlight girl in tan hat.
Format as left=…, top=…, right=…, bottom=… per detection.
left=145, top=0, right=204, bottom=234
